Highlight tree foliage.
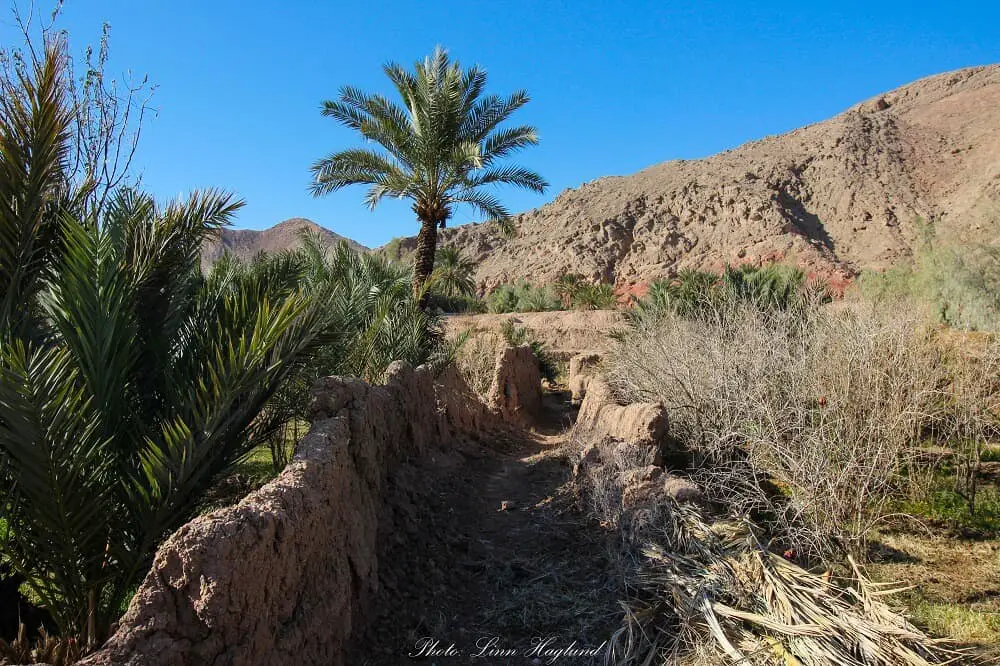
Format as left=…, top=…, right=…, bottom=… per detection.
left=230, top=234, right=442, bottom=470
left=310, top=46, right=546, bottom=301
left=0, top=46, right=331, bottom=644
left=429, top=246, right=476, bottom=298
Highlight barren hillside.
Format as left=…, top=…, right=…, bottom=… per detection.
left=201, top=217, right=366, bottom=268
left=390, top=65, right=1000, bottom=290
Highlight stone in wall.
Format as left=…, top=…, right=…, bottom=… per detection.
left=568, top=352, right=602, bottom=403
left=486, top=345, right=542, bottom=425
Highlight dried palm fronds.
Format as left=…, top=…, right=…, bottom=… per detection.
left=607, top=502, right=977, bottom=666
left=0, top=623, right=84, bottom=665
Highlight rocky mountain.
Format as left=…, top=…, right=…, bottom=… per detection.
left=201, top=218, right=367, bottom=268
left=388, top=65, right=1000, bottom=291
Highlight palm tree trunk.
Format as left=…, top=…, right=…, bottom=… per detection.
left=413, top=217, right=438, bottom=306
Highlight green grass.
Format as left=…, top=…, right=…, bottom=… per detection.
left=201, top=424, right=304, bottom=514
left=907, top=595, right=1000, bottom=646
left=899, top=483, right=1000, bottom=535
left=235, top=444, right=279, bottom=484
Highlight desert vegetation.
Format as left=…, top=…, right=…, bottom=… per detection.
left=486, top=274, right=618, bottom=314
left=628, top=263, right=820, bottom=325
left=858, top=224, right=1000, bottom=331
left=565, top=257, right=1000, bottom=662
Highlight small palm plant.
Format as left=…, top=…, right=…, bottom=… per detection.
left=554, top=272, right=584, bottom=308
left=723, top=264, right=808, bottom=311
left=250, top=235, right=441, bottom=472
left=573, top=282, right=617, bottom=310
left=0, top=47, right=332, bottom=644
left=430, top=246, right=477, bottom=298
left=310, top=47, right=547, bottom=304
left=629, top=269, right=721, bottom=325
left=297, top=233, right=440, bottom=381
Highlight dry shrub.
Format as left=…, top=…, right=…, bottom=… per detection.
left=572, top=432, right=667, bottom=546
left=568, top=430, right=972, bottom=665
left=0, top=623, right=83, bottom=665
left=925, top=332, right=1000, bottom=514
left=606, top=299, right=953, bottom=561
left=454, top=330, right=505, bottom=400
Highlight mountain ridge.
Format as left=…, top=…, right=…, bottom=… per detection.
left=212, top=65, right=1000, bottom=290
left=201, top=217, right=367, bottom=268
left=386, top=64, right=1000, bottom=290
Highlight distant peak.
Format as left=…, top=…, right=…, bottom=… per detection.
left=272, top=217, right=322, bottom=228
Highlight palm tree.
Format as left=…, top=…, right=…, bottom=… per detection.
left=0, top=46, right=333, bottom=644
left=430, top=246, right=476, bottom=298
left=310, top=47, right=547, bottom=305
left=554, top=272, right=585, bottom=308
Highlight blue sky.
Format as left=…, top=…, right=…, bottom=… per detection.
left=6, top=1, right=999, bottom=247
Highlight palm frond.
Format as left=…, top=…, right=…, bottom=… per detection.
left=0, top=43, right=73, bottom=336
left=459, top=90, right=530, bottom=143
left=462, top=165, right=547, bottom=192
left=310, top=148, right=410, bottom=198
left=0, top=341, right=117, bottom=632
left=481, top=125, right=539, bottom=164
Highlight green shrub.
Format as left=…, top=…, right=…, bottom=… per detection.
left=426, top=292, right=488, bottom=313
left=487, top=281, right=561, bottom=313
left=487, top=284, right=521, bottom=313
left=258, top=238, right=443, bottom=464
left=631, top=270, right=719, bottom=324
left=722, top=263, right=810, bottom=310
left=857, top=231, right=1000, bottom=331
left=630, top=264, right=819, bottom=326
left=519, top=283, right=561, bottom=312
left=572, top=282, right=617, bottom=310
left=487, top=278, right=619, bottom=313
left=428, top=246, right=476, bottom=299
left=554, top=272, right=585, bottom=308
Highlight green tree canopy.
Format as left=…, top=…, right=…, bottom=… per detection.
left=310, top=46, right=546, bottom=304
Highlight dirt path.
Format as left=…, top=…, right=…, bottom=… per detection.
left=351, top=393, right=622, bottom=665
